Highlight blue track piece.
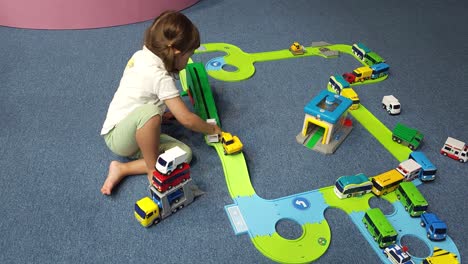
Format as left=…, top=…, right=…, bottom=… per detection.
left=349, top=201, right=461, bottom=264
left=233, top=191, right=328, bottom=236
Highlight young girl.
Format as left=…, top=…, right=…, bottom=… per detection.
left=100, top=11, right=222, bottom=195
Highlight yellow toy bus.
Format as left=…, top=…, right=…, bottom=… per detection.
left=371, top=169, right=405, bottom=196
left=340, top=88, right=360, bottom=110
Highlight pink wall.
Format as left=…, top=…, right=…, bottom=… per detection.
left=0, top=0, right=199, bottom=29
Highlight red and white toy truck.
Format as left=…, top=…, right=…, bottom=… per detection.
left=441, top=137, right=467, bottom=163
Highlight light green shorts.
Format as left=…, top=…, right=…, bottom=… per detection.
left=103, top=103, right=192, bottom=162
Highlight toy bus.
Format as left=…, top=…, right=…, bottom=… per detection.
left=409, top=151, right=437, bottom=181
left=371, top=169, right=405, bottom=196
left=352, top=43, right=370, bottom=60
left=333, top=173, right=372, bottom=199
left=362, top=208, right=398, bottom=248
left=152, top=163, right=191, bottom=192
left=364, top=52, right=385, bottom=66
left=340, top=88, right=360, bottom=110
left=342, top=63, right=390, bottom=84
left=328, top=75, right=350, bottom=93
left=370, top=62, right=389, bottom=79
left=396, top=181, right=428, bottom=217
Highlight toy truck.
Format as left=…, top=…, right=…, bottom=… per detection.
left=382, top=95, right=401, bottom=115
left=134, top=178, right=196, bottom=228
left=155, top=146, right=188, bottom=175
left=441, top=137, right=467, bottom=163
left=420, top=213, right=447, bottom=241
left=392, top=123, right=424, bottom=150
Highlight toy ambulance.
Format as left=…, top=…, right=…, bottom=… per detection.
left=441, top=137, right=467, bottom=163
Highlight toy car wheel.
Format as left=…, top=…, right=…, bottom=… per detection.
left=397, top=139, right=402, bottom=144
left=223, top=149, right=227, bottom=155
left=409, top=145, right=415, bottom=150
left=153, top=218, right=160, bottom=225
left=404, top=206, right=408, bottom=211
left=172, top=208, right=178, bottom=213
left=382, top=104, right=385, bottom=109
left=443, top=152, right=448, bottom=156
left=392, top=136, right=397, bottom=141
left=460, top=159, right=465, bottom=163
left=420, top=221, right=425, bottom=227
left=427, top=233, right=431, bottom=239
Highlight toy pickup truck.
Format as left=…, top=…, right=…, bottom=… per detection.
left=392, top=123, right=423, bottom=150
left=420, top=213, right=447, bottom=241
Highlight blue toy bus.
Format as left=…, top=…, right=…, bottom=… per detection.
left=370, top=63, right=389, bottom=79
left=409, top=151, right=437, bottom=181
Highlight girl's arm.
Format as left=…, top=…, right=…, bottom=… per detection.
left=164, top=96, right=222, bottom=135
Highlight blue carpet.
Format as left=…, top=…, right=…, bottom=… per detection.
left=1, top=0, right=467, bottom=263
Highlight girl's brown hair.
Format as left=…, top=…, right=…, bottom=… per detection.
left=144, top=11, right=200, bottom=73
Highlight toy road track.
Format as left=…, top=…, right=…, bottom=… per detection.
left=209, top=142, right=331, bottom=263
left=183, top=43, right=461, bottom=264
left=208, top=142, right=254, bottom=198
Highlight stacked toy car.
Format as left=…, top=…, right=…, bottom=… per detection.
left=134, top=147, right=195, bottom=227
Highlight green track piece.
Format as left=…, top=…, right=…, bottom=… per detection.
left=208, top=142, right=255, bottom=198
left=251, top=222, right=331, bottom=264
left=348, top=105, right=411, bottom=162
left=185, top=62, right=221, bottom=125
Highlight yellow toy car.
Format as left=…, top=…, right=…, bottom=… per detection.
left=221, top=132, right=243, bottom=155
left=289, top=41, right=305, bottom=55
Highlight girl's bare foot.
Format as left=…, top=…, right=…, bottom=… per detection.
left=101, top=161, right=125, bottom=195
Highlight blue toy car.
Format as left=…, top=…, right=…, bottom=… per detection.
left=420, top=212, right=447, bottom=241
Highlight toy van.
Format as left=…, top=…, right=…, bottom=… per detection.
left=155, top=146, right=188, bottom=175
left=382, top=95, right=401, bottom=115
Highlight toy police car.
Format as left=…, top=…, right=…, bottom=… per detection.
left=383, top=244, right=414, bottom=264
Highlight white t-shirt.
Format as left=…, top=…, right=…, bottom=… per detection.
left=101, top=46, right=180, bottom=135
